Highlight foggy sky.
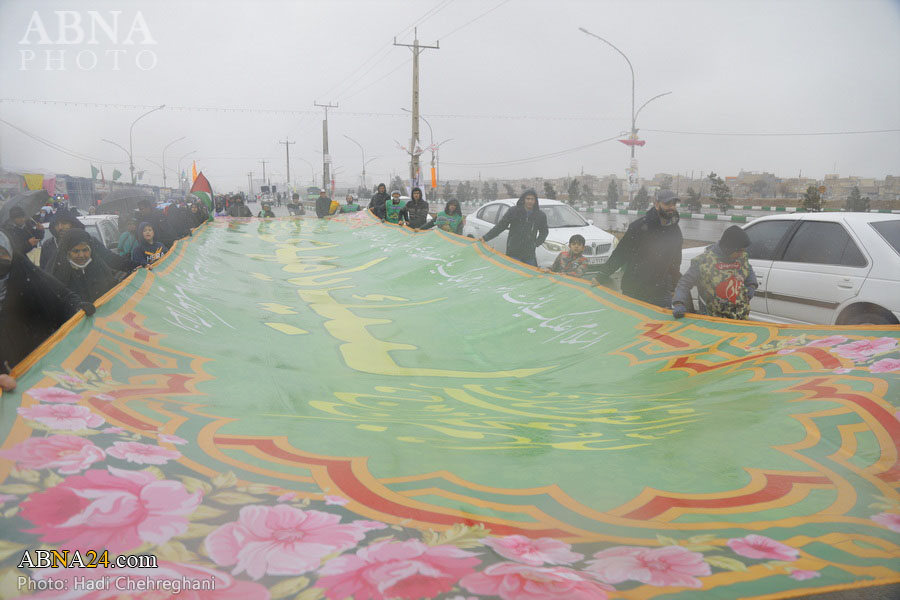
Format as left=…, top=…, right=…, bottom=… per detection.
left=1, top=0, right=898, bottom=194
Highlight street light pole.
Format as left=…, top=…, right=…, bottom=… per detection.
left=161, top=136, right=185, bottom=189
left=343, top=134, right=367, bottom=190
left=101, top=138, right=129, bottom=189
left=435, top=138, right=453, bottom=197
left=128, top=104, right=165, bottom=184
left=579, top=28, right=670, bottom=205
left=295, top=157, right=316, bottom=187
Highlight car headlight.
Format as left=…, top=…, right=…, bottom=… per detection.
left=542, top=240, right=567, bottom=252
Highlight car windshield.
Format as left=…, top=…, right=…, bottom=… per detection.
left=83, top=224, right=102, bottom=245
left=870, top=219, right=900, bottom=257
left=543, top=204, right=586, bottom=228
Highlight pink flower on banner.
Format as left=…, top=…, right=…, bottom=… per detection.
left=58, top=374, right=84, bottom=385
left=0, top=435, right=105, bottom=474
left=157, top=433, right=188, bottom=445
left=17, top=404, right=104, bottom=431
left=870, top=358, right=900, bottom=373
left=585, top=545, right=710, bottom=588
left=805, top=335, right=848, bottom=348
left=26, top=386, right=82, bottom=404
left=277, top=492, right=297, bottom=503
left=833, top=368, right=852, bottom=375
left=727, top=535, right=799, bottom=561
left=317, top=539, right=480, bottom=600
left=833, top=337, right=898, bottom=361
left=483, top=535, right=583, bottom=566
left=871, top=512, right=900, bottom=533
left=789, top=569, right=821, bottom=581
left=460, top=562, right=612, bottom=600
left=325, top=495, right=349, bottom=506
left=103, top=426, right=126, bottom=435
left=206, top=504, right=385, bottom=580
left=107, top=441, right=181, bottom=465
left=0, top=494, right=16, bottom=505
left=19, top=466, right=201, bottom=553
left=91, top=393, right=115, bottom=402
left=777, top=349, right=795, bottom=355
left=30, top=561, right=269, bottom=599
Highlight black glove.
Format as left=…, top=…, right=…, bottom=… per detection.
left=79, top=302, right=96, bottom=316
left=593, top=273, right=611, bottom=287
left=672, top=303, right=687, bottom=319
left=747, top=285, right=757, bottom=300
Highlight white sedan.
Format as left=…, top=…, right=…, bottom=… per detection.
left=679, top=212, right=900, bottom=325
left=463, top=198, right=616, bottom=272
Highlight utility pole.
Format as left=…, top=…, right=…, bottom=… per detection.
left=259, top=160, right=268, bottom=198
left=280, top=139, right=295, bottom=194
left=394, top=27, right=439, bottom=188
left=247, top=171, right=253, bottom=198
left=314, top=102, right=338, bottom=197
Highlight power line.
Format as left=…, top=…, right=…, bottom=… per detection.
left=0, top=117, right=124, bottom=165
left=643, top=128, right=900, bottom=137
left=438, top=0, right=513, bottom=40
left=0, top=98, right=621, bottom=122
left=443, top=133, right=625, bottom=168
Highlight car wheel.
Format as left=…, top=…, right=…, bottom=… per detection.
left=843, top=310, right=897, bottom=326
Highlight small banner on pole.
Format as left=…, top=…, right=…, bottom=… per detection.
left=431, top=167, right=437, bottom=189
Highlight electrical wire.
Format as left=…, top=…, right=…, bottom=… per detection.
left=643, top=128, right=900, bottom=137
left=0, top=117, right=125, bottom=165
left=442, top=132, right=625, bottom=168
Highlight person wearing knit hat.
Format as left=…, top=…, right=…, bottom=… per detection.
left=672, top=225, right=758, bottom=320
left=384, top=190, right=406, bottom=224
left=315, top=188, right=332, bottom=219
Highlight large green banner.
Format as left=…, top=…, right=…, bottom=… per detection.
left=1, top=211, right=898, bottom=599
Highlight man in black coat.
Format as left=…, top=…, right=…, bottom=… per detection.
left=367, top=183, right=390, bottom=220
left=0, top=231, right=91, bottom=377
left=315, top=189, right=332, bottom=218
left=401, top=187, right=430, bottom=229
left=592, top=190, right=683, bottom=308
left=480, top=189, right=549, bottom=266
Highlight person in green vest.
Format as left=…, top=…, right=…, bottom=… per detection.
left=384, top=190, right=405, bottom=224
left=421, top=198, right=464, bottom=234
left=672, top=225, right=758, bottom=320
left=340, top=193, right=362, bottom=213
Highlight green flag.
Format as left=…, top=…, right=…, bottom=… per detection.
left=3, top=212, right=898, bottom=599
left=91, top=164, right=99, bottom=180
left=112, top=169, right=122, bottom=181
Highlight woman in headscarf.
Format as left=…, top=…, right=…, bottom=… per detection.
left=0, top=231, right=87, bottom=381
left=117, top=218, right=138, bottom=257
left=131, top=222, right=167, bottom=266
left=421, top=198, right=465, bottom=234
left=51, top=229, right=118, bottom=303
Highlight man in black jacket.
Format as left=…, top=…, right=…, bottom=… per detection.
left=367, top=183, right=390, bottom=220
left=315, top=189, right=332, bottom=218
left=401, top=187, right=430, bottom=229
left=480, top=189, right=549, bottom=266
left=592, top=190, right=683, bottom=308
left=3, top=207, right=41, bottom=256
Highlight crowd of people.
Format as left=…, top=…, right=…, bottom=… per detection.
left=0, top=185, right=756, bottom=393
left=0, top=198, right=208, bottom=391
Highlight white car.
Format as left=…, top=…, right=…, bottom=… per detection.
left=78, top=214, right=120, bottom=251
left=462, top=198, right=617, bottom=271
left=679, top=213, right=900, bottom=325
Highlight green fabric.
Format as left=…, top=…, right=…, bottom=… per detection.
left=1, top=211, right=898, bottom=599
left=434, top=210, right=463, bottom=233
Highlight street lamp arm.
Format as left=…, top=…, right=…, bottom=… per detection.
left=128, top=104, right=165, bottom=184
left=162, top=136, right=185, bottom=153
left=101, top=138, right=129, bottom=156
left=634, top=91, right=672, bottom=125
left=579, top=28, right=634, bottom=120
